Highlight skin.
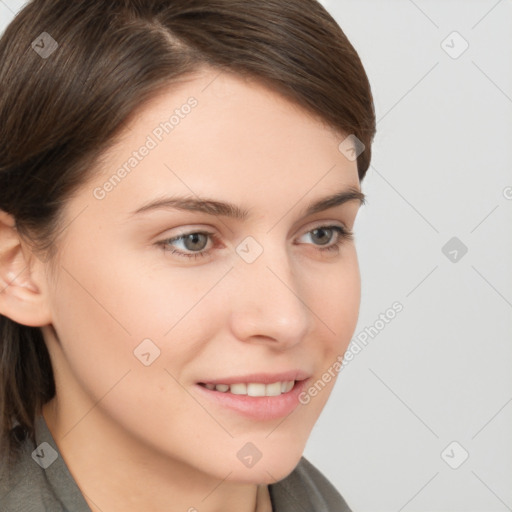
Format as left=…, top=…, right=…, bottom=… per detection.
left=0, top=67, right=363, bottom=512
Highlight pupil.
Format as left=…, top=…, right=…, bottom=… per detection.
left=313, top=228, right=330, bottom=246
left=186, top=233, right=207, bottom=251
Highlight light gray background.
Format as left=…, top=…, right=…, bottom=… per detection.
left=1, top=1, right=511, bottom=511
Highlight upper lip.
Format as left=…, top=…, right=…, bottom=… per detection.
left=197, top=370, right=311, bottom=385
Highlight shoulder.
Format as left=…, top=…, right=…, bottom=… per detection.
left=0, top=424, right=72, bottom=512
left=269, top=456, right=353, bottom=512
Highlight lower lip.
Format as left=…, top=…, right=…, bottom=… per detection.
left=194, top=379, right=310, bottom=421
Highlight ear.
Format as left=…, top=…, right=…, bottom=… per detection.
left=0, top=210, right=53, bottom=327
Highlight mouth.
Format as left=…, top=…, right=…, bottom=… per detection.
left=194, top=372, right=311, bottom=421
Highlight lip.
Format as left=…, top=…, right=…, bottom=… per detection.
left=195, top=372, right=312, bottom=421
left=197, top=370, right=311, bottom=386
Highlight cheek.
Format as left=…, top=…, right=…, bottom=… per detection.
left=307, top=246, right=361, bottom=352
left=48, top=252, right=203, bottom=449
left=287, top=252, right=360, bottom=435
left=48, top=242, right=226, bottom=404
left=47, top=243, right=166, bottom=397
left=49, top=263, right=138, bottom=397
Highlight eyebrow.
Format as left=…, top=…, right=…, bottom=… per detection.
left=129, top=186, right=365, bottom=220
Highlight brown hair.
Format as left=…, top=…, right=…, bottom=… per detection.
left=0, top=0, right=375, bottom=463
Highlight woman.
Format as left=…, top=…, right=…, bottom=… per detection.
left=0, top=0, right=376, bottom=510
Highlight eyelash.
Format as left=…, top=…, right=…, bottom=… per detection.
left=157, top=225, right=353, bottom=260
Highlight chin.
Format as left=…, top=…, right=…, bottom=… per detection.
left=222, top=441, right=306, bottom=485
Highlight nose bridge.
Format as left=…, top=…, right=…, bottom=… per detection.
left=228, top=234, right=311, bottom=345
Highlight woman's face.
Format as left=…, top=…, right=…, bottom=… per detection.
left=40, top=67, right=363, bottom=483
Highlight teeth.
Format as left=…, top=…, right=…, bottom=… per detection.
left=265, top=382, right=282, bottom=396
left=247, top=383, right=265, bottom=396
left=230, top=383, right=247, bottom=395
left=203, top=380, right=296, bottom=396
left=282, top=380, right=294, bottom=393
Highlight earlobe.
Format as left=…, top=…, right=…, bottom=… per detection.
left=0, top=210, right=52, bottom=327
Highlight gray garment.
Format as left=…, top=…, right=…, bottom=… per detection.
left=0, top=415, right=352, bottom=511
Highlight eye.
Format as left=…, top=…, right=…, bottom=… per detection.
left=158, top=231, right=217, bottom=260
left=298, top=225, right=353, bottom=254
left=157, top=224, right=353, bottom=260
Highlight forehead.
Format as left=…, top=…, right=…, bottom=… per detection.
left=76, top=68, right=359, bottom=218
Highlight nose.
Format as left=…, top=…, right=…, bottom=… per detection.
left=227, top=240, right=313, bottom=350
